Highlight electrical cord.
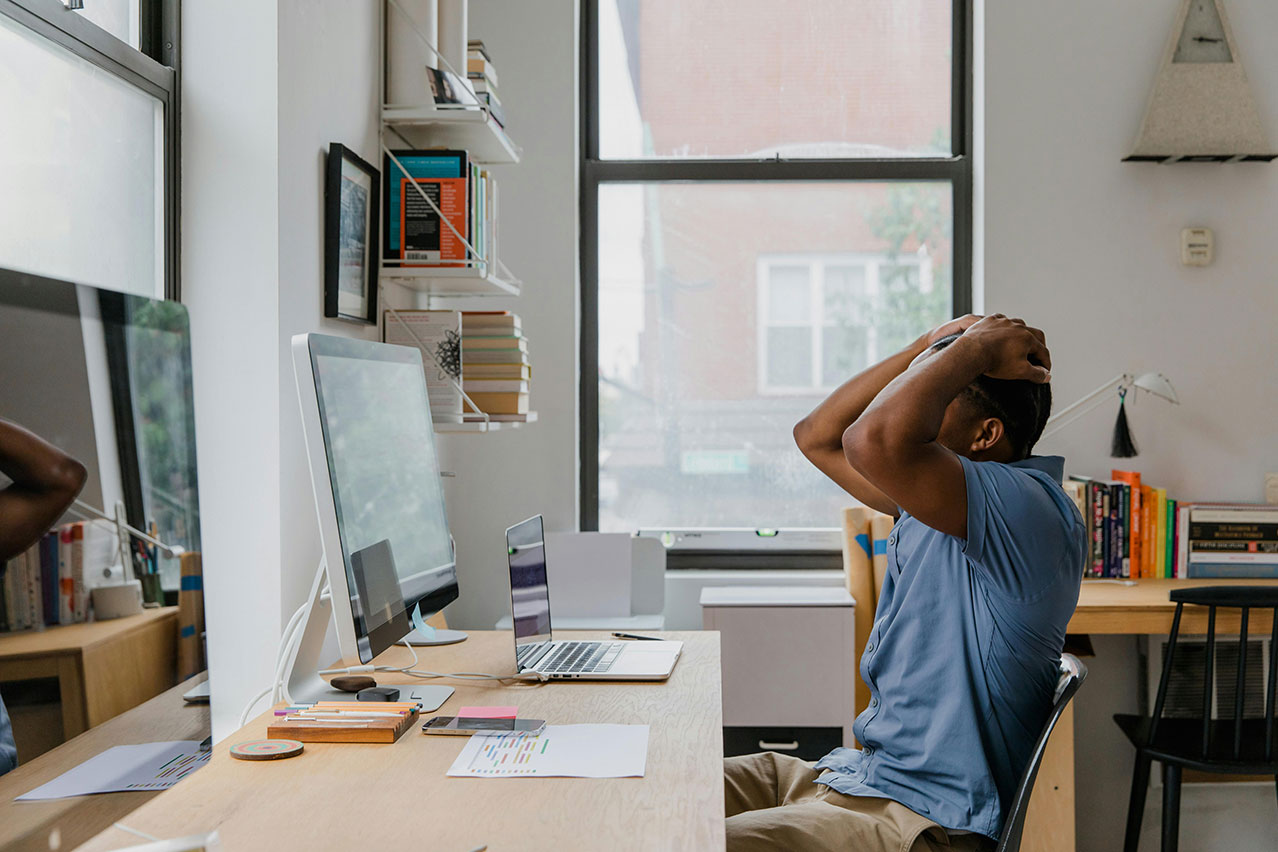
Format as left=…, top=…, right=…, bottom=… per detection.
left=319, top=638, right=548, bottom=683
left=240, top=600, right=546, bottom=727
left=237, top=597, right=311, bottom=727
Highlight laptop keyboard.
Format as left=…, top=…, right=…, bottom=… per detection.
left=540, top=641, right=624, bottom=674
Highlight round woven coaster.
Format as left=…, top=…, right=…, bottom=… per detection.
left=230, top=739, right=304, bottom=761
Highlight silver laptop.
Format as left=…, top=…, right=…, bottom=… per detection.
left=506, top=515, right=682, bottom=681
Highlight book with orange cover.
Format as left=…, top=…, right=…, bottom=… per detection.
left=1141, top=485, right=1155, bottom=579
left=1112, top=471, right=1142, bottom=578
left=398, top=176, right=469, bottom=268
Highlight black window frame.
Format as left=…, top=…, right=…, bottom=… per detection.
left=579, top=0, right=973, bottom=564
left=0, top=0, right=181, bottom=301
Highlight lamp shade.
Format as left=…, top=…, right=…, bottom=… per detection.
left=1132, top=372, right=1179, bottom=404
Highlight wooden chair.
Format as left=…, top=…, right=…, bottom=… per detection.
left=1114, top=586, right=1278, bottom=852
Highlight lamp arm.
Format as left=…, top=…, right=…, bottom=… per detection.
left=1039, top=394, right=1119, bottom=441
left=1043, top=373, right=1129, bottom=427
left=68, top=498, right=185, bottom=557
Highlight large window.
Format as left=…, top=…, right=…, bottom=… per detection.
left=582, top=0, right=971, bottom=545
left=0, top=0, right=179, bottom=299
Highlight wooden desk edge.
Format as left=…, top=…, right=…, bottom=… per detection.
left=0, top=608, right=179, bottom=661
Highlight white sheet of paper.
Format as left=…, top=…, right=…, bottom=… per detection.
left=446, top=724, right=649, bottom=778
left=17, top=741, right=209, bottom=801
left=544, top=532, right=632, bottom=618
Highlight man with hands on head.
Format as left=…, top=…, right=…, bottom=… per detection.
left=723, top=315, right=1085, bottom=851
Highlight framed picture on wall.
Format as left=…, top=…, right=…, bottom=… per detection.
left=324, top=143, right=380, bottom=324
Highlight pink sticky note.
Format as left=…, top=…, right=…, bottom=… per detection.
left=458, top=705, right=518, bottom=719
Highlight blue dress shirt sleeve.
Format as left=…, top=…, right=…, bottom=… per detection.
left=960, top=456, right=1080, bottom=601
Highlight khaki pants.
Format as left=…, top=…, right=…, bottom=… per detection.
left=725, top=752, right=995, bottom=852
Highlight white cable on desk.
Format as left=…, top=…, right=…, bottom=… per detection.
left=237, top=598, right=310, bottom=727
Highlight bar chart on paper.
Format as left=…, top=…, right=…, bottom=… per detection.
left=18, top=741, right=211, bottom=800
left=446, top=724, right=649, bottom=778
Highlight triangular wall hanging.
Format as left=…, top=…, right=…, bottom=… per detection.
left=1126, top=0, right=1276, bottom=163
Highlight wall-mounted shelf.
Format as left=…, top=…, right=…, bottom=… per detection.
left=383, top=105, right=521, bottom=164
left=436, top=412, right=538, bottom=433
left=380, top=265, right=521, bottom=298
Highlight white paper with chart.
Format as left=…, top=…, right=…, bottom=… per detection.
left=17, top=741, right=209, bottom=801
left=446, top=724, right=649, bottom=778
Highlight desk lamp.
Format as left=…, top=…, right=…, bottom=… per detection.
left=1040, top=372, right=1179, bottom=458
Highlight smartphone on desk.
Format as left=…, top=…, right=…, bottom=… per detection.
left=422, top=716, right=547, bottom=736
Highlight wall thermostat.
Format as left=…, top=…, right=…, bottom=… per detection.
left=1181, top=227, right=1213, bottom=266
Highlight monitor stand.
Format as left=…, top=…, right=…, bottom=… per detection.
left=403, top=627, right=468, bottom=646
left=281, top=558, right=454, bottom=711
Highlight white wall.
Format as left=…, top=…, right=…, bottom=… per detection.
left=188, top=0, right=418, bottom=739
left=182, top=0, right=282, bottom=741
left=985, top=1, right=1278, bottom=848
left=432, top=0, right=580, bottom=631
left=275, top=0, right=417, bottom=638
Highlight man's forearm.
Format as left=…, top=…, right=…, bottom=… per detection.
left=0, top=419, right=86, bottom=494
left=853, top=335, right=991, bottom=449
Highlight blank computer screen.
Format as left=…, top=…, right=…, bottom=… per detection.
left=312, top=343, right=456, bottom=624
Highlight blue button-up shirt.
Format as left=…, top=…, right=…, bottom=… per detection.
left=815, top=455, right=1085, bottom=837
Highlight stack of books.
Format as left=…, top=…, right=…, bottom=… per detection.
left=0, top=520, right=115, bottom=632
left=1064, top=470, right=1180, bottom=579
left=466, top=40, right=506, bottom=127
left=1181, top=503, right=1278, bottom=578
left=383, top=149, right=497, bottom=272
left=461, top=310, right=530, bottom=420
left=383, top=309, right=465, bottom=424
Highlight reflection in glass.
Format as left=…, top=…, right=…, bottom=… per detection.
left=597, top=182, right=952, bottom=530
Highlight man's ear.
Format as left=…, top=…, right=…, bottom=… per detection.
left=970, top=417, right=1005, bottom=455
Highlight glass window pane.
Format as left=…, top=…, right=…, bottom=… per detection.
left=823, top=264, right=867, bottom=324
left=599, top=0, right=952, bottom=159
left=766, top=265, right=810, bottom=324
left=76, top=0, right=141, bottom=50
left=597, top=182, right=952, bottom=531
left=0, top=13, right=164, bottom=298
left=822, top=326, right=869, bottom=387
left=766, top=327, right=812, bottom=387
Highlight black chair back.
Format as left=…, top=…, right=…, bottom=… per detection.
left=995, top=653, right=1088, bottom=852
left=1150, top=586, right=1278, bottom=762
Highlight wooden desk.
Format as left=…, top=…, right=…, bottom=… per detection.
left=1026, top=578, right=1278, bottom=852
left=0, top=608, right=178, bottom=742
left=1069, top=577, right=1278, bottom=634
left=76, top=631, right=724, bottom=852
left=0, top=672, right=208, bottom=852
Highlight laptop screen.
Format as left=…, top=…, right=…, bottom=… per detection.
left=507, top=515, right=552, bottom=650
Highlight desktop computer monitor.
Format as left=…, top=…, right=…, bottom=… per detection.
left=291, top=333, right=458, bottom=670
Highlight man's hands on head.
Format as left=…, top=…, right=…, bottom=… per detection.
left=792, top=317, right=987, bottom=517
left=923, top=313, right=983, bottom=348
left=957, top=315, right=1051, bottom=383
left=837, top=314, right=1052, bottom=539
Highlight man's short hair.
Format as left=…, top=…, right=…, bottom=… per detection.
left=930, top=333, right=1052, bottom=461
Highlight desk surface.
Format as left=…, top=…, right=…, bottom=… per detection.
left=0, top=672, right=208, bottom=852
left=1069, top=578, right=1278, bottom=634
left=76, top=631, right=724, bottom=852
left=0, top=608, right=178, bottom=660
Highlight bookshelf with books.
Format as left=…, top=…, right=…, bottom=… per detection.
left=1063, top=470, right=1278, bottom=580
left=384, top=308, right=536, bottom=432
left=380, top=9, right=533, bottom=429
left=380, top=16, right=522, bottom=298
left=0, top=520, right=115, bottom=633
